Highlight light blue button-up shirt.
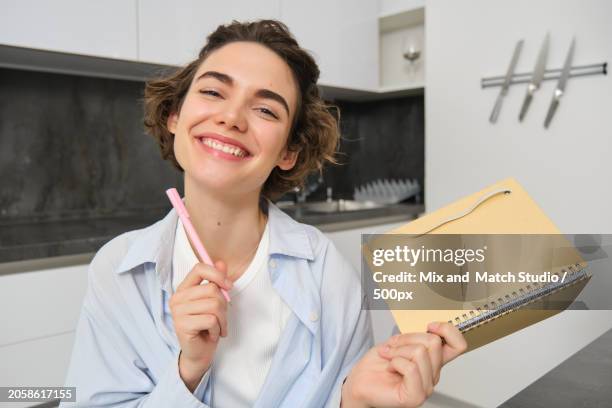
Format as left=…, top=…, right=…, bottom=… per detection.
left=60, top=200, right=374, bottom=407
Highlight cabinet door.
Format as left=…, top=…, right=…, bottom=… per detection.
left=0, top=332, right=75, bottom=389
left=0, top=266, right=88, bottom=347
left=138, top=0, right=281, bottom=66
left=0, top=0, right=138, bottom=60
left=280, top=0, right=379, bottom=90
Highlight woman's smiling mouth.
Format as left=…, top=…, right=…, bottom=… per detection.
left=195, top=134, right=252, bottom=161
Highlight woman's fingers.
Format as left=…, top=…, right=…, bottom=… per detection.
left=176, top=314, right=221, bottom=341
left=379, top=332, right=443, bottom=384
left=427, top=322, right=468, bottom=364
left=178, top=282, right=227, bottom=306
left=207, top=317, right=221, bottom=342
left=383, top=344, right=434, bottom=397
left=177, top=298, right=228, bottom=337
left=175, top=262, right=233, bottom=294
left=169, top=266, right=229, bottom=340
left=388, top=357, right=427, bottom=407
left=178, top=281, right=223, bottom=302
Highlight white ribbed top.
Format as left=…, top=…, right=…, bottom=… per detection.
left=171, top=219, right=292, bottom=406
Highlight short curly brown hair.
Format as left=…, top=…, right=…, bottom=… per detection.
left=143, top=19, right=340, bottom=201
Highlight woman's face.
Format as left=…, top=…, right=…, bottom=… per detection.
left=168, top=41, right=299, bottom=198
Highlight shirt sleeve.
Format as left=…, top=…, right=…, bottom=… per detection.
left=316, top=240, right=374, bottom=408
left=185, top=352, right=211, bottom=402
left=326, top=377, right=346, bottom=407
left=324, top=296, right=374, bottom=408
left=59, top=266, right=213, bottom=407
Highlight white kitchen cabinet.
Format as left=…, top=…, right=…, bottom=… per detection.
left=0, top=265, right=88, bottom=348
left=279, top=0, right=379, bottom=90
left=137, top=0, right=281, bottom=66
left=138, top=0, right=379, bottom=91
left=0, top=0, right=138, bottom=60
left=0, top=332, right=75, bottom=403
left=1, top=1, right=384, bottom=96
left=0, top=265, right=88, bottom=400
left=379, top=4, right=425, bottom=91
left=379, top=0, right=425, bottom=16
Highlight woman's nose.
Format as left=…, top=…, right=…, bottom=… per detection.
left=214, top=102, right=247, bottom=132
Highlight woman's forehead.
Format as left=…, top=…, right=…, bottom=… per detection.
left=195, top=42, right=297, bottom=98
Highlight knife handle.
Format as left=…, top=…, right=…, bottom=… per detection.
left=544, top=98, right=559, bottom=129
left=519, top=91, right=534, bottom=122
left=489, top=94, right=504, bottom=124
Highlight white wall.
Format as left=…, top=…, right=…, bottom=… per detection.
left=426, top=0, right=612, bottom=234
left=424, top=1, right=612, bottom=406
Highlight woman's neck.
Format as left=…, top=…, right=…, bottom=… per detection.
left=183, top=178, right=267, bottom=281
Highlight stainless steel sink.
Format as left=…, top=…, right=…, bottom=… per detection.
left=276, top=199, right=387, bottom=214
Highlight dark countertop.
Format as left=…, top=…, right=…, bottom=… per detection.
left=278, top=203, right=423, bottom=232
left=0, top=203, right=423, bottom=275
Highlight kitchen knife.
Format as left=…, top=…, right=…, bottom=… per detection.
left=519, top=33, right=549, bottom=121
left=544, top=38, right=575, bottom=129
left=489, top=40, right=524, bottom=124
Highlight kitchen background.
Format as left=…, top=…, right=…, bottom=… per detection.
left=0, top=67, right=424, bottom=223
left=0, top=0, right=610, bottom=407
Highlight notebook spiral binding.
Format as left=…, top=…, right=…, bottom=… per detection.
left=450, top=264, right=589, bottom=333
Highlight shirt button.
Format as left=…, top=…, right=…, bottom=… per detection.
left=309, top=312, right=319, bottom=322
left=269, top=259, right=277, bottom=268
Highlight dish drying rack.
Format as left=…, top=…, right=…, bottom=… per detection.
left=353, top=178, right=420, bottom=205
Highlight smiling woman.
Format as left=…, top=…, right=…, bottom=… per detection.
left=60, top=19, right=466, bottom=408
left=143, top=21, right=340, bottom=202
left=167, top=41, right=306, bottom=202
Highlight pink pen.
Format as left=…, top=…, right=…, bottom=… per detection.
left=165, top=188, right=231, bottom=302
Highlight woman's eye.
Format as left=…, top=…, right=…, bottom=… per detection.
left=257, top=108, right=278, bottom=119
left=200, top=89, right=221, bottom=97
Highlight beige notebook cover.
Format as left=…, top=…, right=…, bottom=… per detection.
left=363, top=178, right=591, bottom=352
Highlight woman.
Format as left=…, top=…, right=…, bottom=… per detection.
left=61, top=20, right=466, bottom=407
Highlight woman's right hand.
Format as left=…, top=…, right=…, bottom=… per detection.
left=341, top=322, right=468, bottom=407
left=169, top=260, right=233, bottom=390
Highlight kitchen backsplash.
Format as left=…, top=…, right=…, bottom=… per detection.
left=0, top=67, right=182, bottom=223
left=0, top=67, right=423, bottom=224
left=309, top=95, right=425, bottom=202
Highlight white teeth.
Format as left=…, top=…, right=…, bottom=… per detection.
left=200, top=138, right=247, bottom=158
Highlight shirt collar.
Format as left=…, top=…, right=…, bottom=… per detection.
left=115, top=205, right=177, bottom=291
left=266, top=201, right=315, bottom=261
left=116, top=198, right=319, bottom=335
left=116, top=199, right=315, bottom=277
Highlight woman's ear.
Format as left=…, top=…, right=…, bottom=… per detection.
left=167, top=112, right=178, bottom=134
left=277, top=148, right=299, bottom=171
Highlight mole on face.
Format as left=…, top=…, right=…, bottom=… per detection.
left=217, top=221, right=221, bottom=226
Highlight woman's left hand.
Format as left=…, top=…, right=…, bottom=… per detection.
left=340, top=321, right=467, bottom=408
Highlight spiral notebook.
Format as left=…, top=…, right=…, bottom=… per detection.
left=363, top=178, right=591, bottom=352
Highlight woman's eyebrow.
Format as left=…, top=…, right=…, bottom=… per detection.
left=196, top=70, right=290, bottom=116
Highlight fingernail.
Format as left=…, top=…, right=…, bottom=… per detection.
left=380, top=345, right=391, bottom=355
left=428, top=322, right=440, bottom=331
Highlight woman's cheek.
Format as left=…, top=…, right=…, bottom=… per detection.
left=255, top=123, right=289, bottom=153
left=173, top=136, right=190, bottom=170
